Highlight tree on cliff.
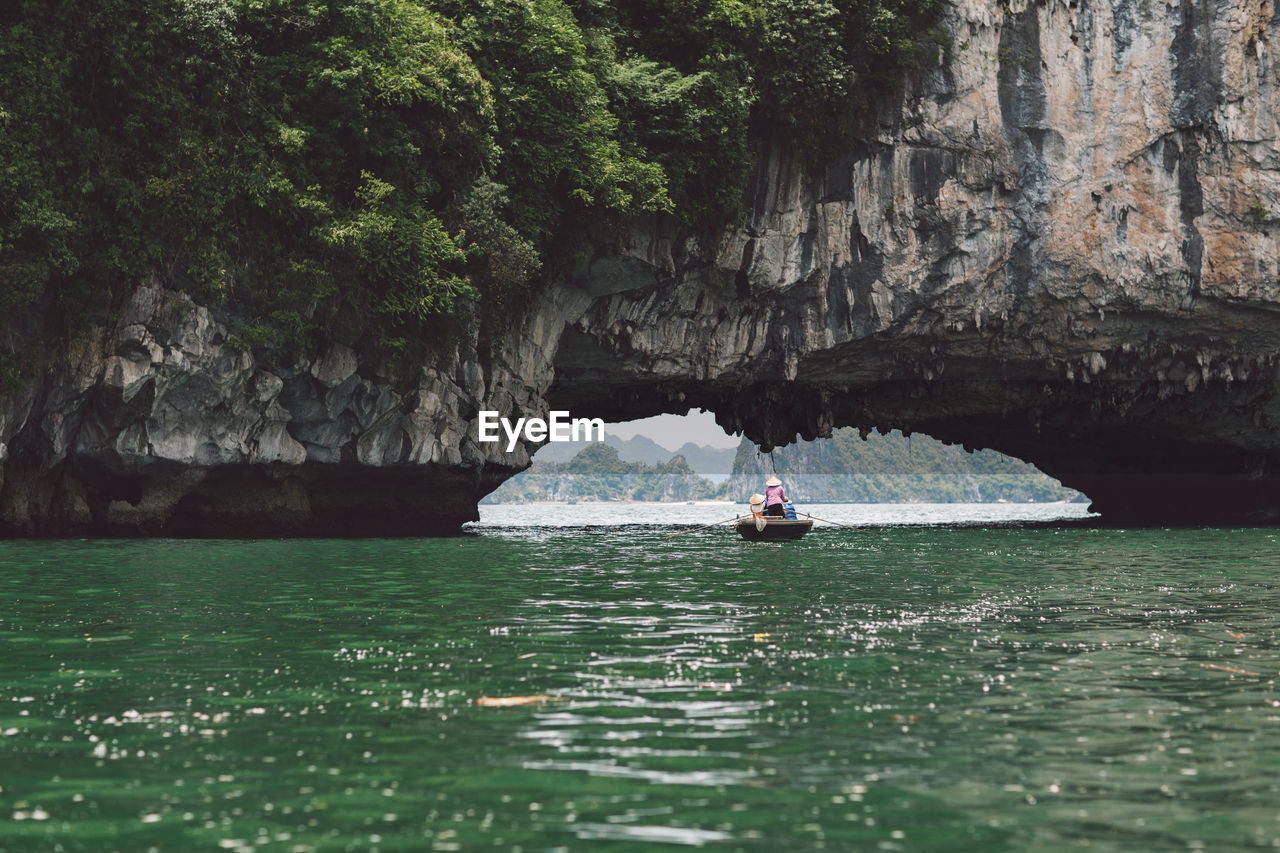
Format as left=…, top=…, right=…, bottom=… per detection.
left=0, top=0, right=943, bottom=367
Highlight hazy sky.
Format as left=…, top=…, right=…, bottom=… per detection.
left=604, top=409, right=742, bottom=451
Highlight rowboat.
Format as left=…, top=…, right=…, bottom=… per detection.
left=735, top=516, right=814, bottom=541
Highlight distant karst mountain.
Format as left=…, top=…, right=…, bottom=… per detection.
left=669, top=442, right=737, bottom=475
left=484, top=428, right=1081, bottom=504
left=726, top=430, right=1083, bottom=504
left=483, top=443, right=718, bottom=503
left=529, top=433, right=735, bottom=473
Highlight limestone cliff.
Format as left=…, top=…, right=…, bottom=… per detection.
left=4, top=0, right=1280, bottom=533
left=550, top=0, right=1280, bottom=524
left=0, top=283, right=541, bottom=535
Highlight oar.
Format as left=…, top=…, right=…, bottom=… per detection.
left=804, top=512, right=879, bottom=534
left=661, top=515, right=741, bottom=539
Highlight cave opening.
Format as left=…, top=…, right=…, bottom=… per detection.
left=511, top=391, right=1088, bottom=512
left=541, top=322, right=1099, bottom=513
left=544, top=323, right=1280, bottom=525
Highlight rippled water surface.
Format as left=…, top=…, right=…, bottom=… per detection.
left=2, top=514, right=1279, bottom=851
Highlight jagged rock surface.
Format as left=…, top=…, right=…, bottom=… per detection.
left=0, top=283, right=551, bottom=535
left=549, top=0, right=1280, bottom=524
left=4, top=0, right=1280, bottom=533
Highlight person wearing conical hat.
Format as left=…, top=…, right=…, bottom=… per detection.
left=763, top=476, right=788, bottom=517
left=748, top=493, right=766, bottom=517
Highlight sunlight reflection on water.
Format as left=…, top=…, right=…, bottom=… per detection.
left=0, top=525, right=1277, bottom=851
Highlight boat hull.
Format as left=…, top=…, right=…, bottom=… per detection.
left=735, top=517, right=814, bottom=541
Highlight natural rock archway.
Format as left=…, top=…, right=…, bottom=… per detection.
left=3, top=0, right=1280, bottom=534
left=541, top=0, right=1280, bottom=525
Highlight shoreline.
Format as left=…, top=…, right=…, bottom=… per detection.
left=481, top=498, right=1089, bottom=506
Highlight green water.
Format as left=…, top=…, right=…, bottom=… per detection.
left=1, top=527, right=1278, bottom=851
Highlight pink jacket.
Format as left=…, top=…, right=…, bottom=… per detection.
left=764, top=484, right=787, bottom=506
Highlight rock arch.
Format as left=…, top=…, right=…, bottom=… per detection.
left=532, top=0, right=1280, bottom=525
left=543, top=233, right=1280, bottom=525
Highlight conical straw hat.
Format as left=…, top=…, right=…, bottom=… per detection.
left=765, top=476, right=782, bottom=487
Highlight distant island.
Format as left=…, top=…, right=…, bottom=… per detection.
left=482, top=443, right=718, bottom=503
left=481, top=429, right=1084, bottom=504
left=528, top=434, right=736, bottom=474
left=727, top=430, right=1083, bottom=503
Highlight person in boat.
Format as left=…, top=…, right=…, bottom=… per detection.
left=763, top=476, right=788, bottom=516
left=748, top=493, right=766, bottom=517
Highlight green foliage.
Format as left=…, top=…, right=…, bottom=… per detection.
left=448, top=177, right=539, bottom=311
left=436, top=0, right=672, bottom=240
left=1, top=0, right=945, bottom=354
left=596, top=0, right=947, bottom=143
left=605, top=56, right=751, bottom=228
left=2, top=0, right=495, bottom=350
left=1246, top=199, right=1273, bottom=228
left=0, top=350, right=28, bottom=392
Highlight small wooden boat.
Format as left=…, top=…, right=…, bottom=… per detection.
left=735, top=516, right=814, bottom=541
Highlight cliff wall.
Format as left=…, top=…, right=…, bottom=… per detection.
left=4, top=0, right=1280, bottom=533
left=549, top=0, right=1280, bottom=523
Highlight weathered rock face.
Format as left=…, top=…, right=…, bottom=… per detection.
left=4, top=0, right=1280, bottom=533
left=0, top=283, right=556, bottom=535
left=549, top=0, right=1280, bottom=524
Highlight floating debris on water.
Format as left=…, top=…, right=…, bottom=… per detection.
left=1201, top=663, right=1261, bottom=676
left=475, top=695, right=552, bottom=707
